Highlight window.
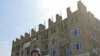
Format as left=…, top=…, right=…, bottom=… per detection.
left=61, top=21, right=67, bottom=32
left=60, top=47, right=71, bottom=56
left=51, top=37, right=56, bottom=45
left=16, top=45, right=20, bottom=51
left=44, top=32, right=48, bottom=40
left=66, top=48, right=71, bottom=56
left=74, top=41, right=82, bottom=51
left=16, top=52, right=19, bottom=56
left=76, top=43, right=80, bottom=50
left=44, top=44, right=48, bottom=50
left=71, top=26, right=80, bottom=36
left=50, top=48, right=56, bottom=56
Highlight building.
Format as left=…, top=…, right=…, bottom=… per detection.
left=11, top=1, right=100, bottom=56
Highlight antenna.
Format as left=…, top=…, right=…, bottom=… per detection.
left=44, top=21, right=46, bottom=26
left=52, top=15, right=53, bottom=21
left=35, top=26, right=36, bottom=32
left=60, top=10, right=62, bottom=16
left=29, top=29, right=31, bottom=36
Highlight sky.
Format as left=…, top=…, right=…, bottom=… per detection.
left=0, top=0, right=100, bottom=56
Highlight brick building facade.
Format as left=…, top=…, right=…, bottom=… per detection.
left=11, top=1, right=100, bottom=56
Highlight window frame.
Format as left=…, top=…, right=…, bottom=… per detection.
left=71, top=26, right=80, bottom=37
left=74, top=41, right=82, bottom=51
left=50, top=48, right=56, bottom=56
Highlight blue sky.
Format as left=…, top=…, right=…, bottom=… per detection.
left=0, top=0, right=46, bottom=56
left=0, top=0, right=100, bottom=56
